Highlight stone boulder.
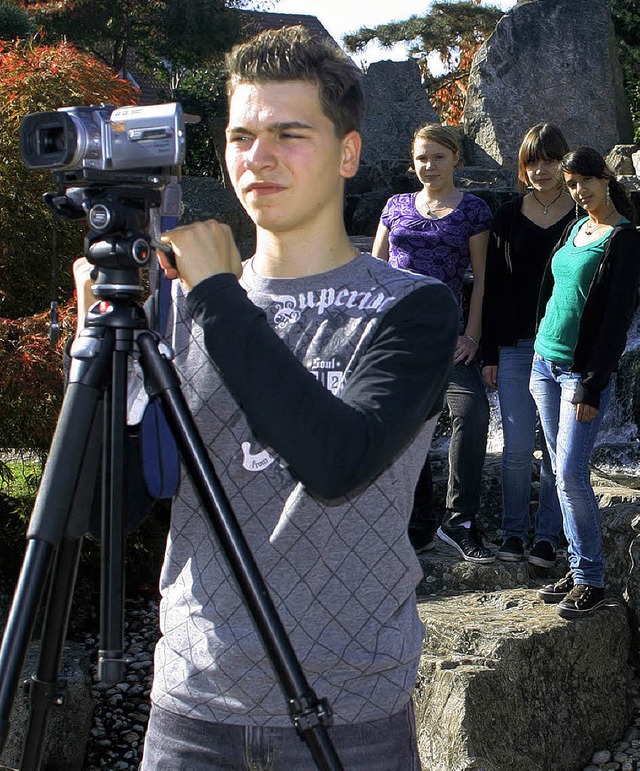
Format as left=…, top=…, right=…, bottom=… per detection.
left=414, top=590, right=632, bottom=771
left=463, top=0, right=634, bottom=171
left=606, top=145, right=640, bottom=176
left=359, top=59, right=439, bottom=168
left=181, top=176, right=255, bottom=258
left=626, top=512, right=640, bottom=667
left=345, top=59, right=440, bottom=237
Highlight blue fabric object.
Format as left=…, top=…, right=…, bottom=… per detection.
left=140, top=212, right=181, bottom=499
left=141, top=397, right=180, bottom=499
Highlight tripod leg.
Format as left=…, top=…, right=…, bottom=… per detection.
left=137, top=332, right=343, bottom=771
left=98, top=345, right=130, bottom=685
left=19, top=537, right=84, bottom=771
left=0, top=332, right=110, bottom=762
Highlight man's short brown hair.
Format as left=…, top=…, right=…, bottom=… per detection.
left=226, top=26, right=364, bottom=137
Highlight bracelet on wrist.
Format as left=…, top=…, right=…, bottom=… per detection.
left=464, top=334, right=479, bottom=347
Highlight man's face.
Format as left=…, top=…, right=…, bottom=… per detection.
left=225, top=80, right=360, bottom=234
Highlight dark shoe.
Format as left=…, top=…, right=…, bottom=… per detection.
left=409, top=527, right=436, bottom=554
left=497, top=536, right=524, bottom=562
left=528, top=539, right=556, bottom=568
left=437, top=524, right=495, bottom=564
left=538, top=571, right=574, bottom=604
left=557, top=584, right=607, bottom=619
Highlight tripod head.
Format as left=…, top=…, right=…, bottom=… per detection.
left=44, top=172, right=181, bottom=304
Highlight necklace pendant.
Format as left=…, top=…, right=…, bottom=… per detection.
left=543, top=206, right=549, bottom=215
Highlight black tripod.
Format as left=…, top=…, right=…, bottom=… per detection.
left=0, top=188, right=343, bottom=771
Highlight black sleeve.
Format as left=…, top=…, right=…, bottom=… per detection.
left=480, top=204, right=510, bottom=367
left=185, top=275, right=458, bottom=499
left=574, top=229, right=640, bottom=407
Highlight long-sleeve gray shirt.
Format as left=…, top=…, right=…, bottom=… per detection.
left=151, top=252, right=457, bottom=726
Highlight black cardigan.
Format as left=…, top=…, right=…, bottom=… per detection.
left=481, top=195, right=575, bottom=367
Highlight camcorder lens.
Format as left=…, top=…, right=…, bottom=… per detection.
left=20, top=112, right=78, bottom=169
left=40, top=126, right=66, bottom=155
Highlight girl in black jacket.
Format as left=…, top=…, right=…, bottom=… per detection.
left=481, top=124, right=574, bottom=568
left=532, top=147, right=640, bottom=618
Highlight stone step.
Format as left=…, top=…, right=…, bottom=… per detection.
left=414, top=589, right=632, bottom=771
left=415, top=537, right=570, bottom=598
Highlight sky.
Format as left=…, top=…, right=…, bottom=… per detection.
left=270, top=0, right=518, bottom=66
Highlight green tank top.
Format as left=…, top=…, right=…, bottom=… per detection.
left=535, top=218, right=612, bottom=364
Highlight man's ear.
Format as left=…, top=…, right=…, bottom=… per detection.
left=340, top=130, right=362, bottom=179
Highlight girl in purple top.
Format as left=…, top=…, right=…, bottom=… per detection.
left=373, top=123, right=494, bottom=564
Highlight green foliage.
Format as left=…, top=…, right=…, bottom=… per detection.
left=21, top=0, right=242, bottom=81
left=0, top=301, right=76, bottom=452
left=0, top=1, right=35, bottom=38
left=0, top=456, right=41, bottom=586
left=155, top=0, right=241, bottom=74
left=343, top=1, right=503, bottom=65
left=611, top=0, right=640, bottom=141
left=0, top=37, right=137, bottom=318
left=21, top=0, right=162, bottom=73
left=167, top=65, right=228, bottom=179
left=343, top=0, right=504, bottom=124
left=0, top=457, right=169, bottom=604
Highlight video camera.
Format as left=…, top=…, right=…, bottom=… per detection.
left=19, top=102, right=188, bottom=273
left=20, top=102, right=186, bottom=178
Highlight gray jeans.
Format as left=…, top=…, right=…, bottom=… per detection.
left=411, top=360, right=489, bottom=531
left=139, top=699, right=421, bottom=770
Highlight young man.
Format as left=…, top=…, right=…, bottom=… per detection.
left=136, top=26, right=458, bottom=769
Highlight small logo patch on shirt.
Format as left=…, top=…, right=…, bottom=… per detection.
left=241, top=442, right=276, bottom=471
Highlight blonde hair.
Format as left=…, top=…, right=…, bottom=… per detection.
left=412, top=123, right=461, bottom=158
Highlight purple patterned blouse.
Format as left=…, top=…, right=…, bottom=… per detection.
left=381, top=191, right=493, bottom=312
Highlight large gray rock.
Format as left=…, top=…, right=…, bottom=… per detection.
left=181, top=175, right=255, bottom=258
left=360, top=59, right=439, bottom=167
left=0, top=642, right=93, bottom=771
left=463, top=0, right=634, bottom=170
left=414, top=590, right=632, bottom=771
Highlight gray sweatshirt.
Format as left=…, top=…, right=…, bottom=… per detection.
left=150, top=252, right=457, bottom=726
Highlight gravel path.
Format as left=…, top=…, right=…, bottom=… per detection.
left=83, top=599, right=158, bottom=771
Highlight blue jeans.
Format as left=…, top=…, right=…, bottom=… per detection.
left=139, top=700, right=421, bottom=770
left=529, top=354, right=611, bottom=586
left=497, top=340, right=562, bottom=545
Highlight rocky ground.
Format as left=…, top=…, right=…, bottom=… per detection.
left=82, top=598, right=157, bottom=771
left=81, top=582, right=640, bottom=771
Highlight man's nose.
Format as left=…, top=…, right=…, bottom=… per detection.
left=245, top=137, right=275, bottom=168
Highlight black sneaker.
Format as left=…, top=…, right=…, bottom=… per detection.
left=437, top=524, right=496, bottom=564
left=557, top=584, right=607, bottom=619
left=538, top=571, right=574, bottom=603
left=409, top=527, right=436, bottom=554
left=497, top=536, right=525, bottom=562
left=528, top=539, right=556, bottom=568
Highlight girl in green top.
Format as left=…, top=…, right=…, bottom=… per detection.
left=530, top=147, right=640, bottom=619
